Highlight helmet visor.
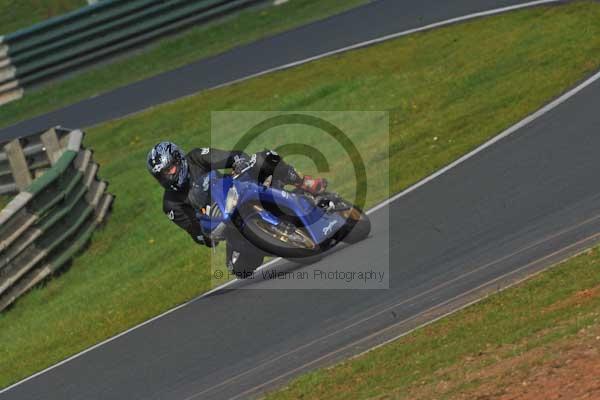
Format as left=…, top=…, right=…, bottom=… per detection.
left=160, top=163, right=178, bottom=181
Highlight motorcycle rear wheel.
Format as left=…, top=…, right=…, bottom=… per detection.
left=338, top=207, right=371, bottom=244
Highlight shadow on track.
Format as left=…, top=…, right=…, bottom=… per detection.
left=202, top=242, right=354, bottom=297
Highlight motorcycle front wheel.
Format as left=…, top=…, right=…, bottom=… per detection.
left=240, top=213, right=321, bottom=259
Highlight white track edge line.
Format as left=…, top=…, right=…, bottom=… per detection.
left=351, top=234, right=600, bottom=360
left=0, top=0, right=587, bottom=394
left=186, top=217, right=600, bottom=398
left=207, top=0, right=560, bottom=92
left=232, top=233, right=600, bottom=399
left=0, top=300, right=193, bottom=394
left=368, top=68, right=600, bottom=215
left=103, top=0, right=560, bottom=125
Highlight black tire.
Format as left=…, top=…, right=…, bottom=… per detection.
left=240, top=213, right=321, bottom=259
left=338, top=207, right=371, bottom=244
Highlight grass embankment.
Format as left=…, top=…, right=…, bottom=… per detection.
left=1, top=0, right=600, bottom=389
left=0, top=0, right=85, bottom=36
left=0, top=194, right=12, bottom=209
left=264, top=248, right=600, bottom=400
left=0, top=0, right=366, bottom=129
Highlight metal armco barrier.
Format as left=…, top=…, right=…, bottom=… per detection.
left=0, top=0, right=261, bottom=105
left=0, top=128, right=113, bottom=312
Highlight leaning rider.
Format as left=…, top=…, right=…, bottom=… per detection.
left=146, top=141, right=327, bottom=274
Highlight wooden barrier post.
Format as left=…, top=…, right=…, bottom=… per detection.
left=41, top=128, right=61, bottom=165
left=4, top=139, right=32, bottom=191
left=0, top=129, right=114, bottom=312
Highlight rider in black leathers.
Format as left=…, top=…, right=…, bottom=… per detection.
left=147, top=142, right=327, bottom=275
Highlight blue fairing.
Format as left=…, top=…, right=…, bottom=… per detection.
left=197, top=171, right=346, bottom=246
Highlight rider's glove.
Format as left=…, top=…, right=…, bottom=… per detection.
left=297, top=175, right=328, bottom=194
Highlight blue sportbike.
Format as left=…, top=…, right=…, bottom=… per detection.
left=196, top=170, right=371, bottom=276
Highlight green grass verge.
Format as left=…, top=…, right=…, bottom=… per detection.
left=0, top=0, right=366, bottom=129
left=0, top=194, right=12, bottom=209
left=1, top=0, right=600, bottom=389
left=0, top=0, right=85, bottom=36
left=263, top=248, right=600, bottom=400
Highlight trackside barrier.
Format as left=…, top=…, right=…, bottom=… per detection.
left=0, top=128, right=113, bottom=312
left=0, top=126, right=71, bottom=194
left=0, top=0, right=263, bottom=105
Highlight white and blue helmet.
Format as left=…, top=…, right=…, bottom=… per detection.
left=147, top=141, right=189, bottom=191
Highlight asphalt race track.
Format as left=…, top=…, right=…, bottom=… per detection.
left=0, top=0, right=550, bottom=141
left=4, top=1, right=600, bottom=399
left=5, top=69, right=600, bottom=400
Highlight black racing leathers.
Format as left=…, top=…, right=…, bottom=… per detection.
left=162, top=148, right=301, bottom=246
